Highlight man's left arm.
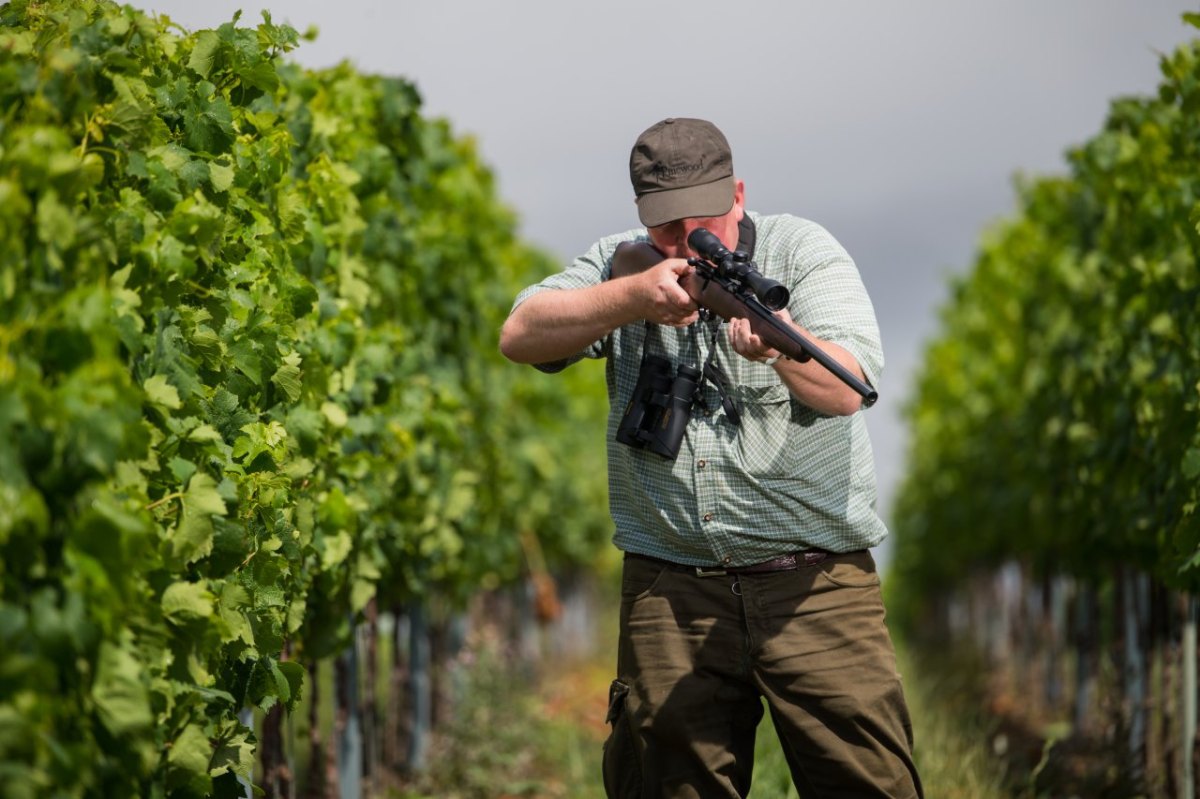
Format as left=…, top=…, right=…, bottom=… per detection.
left=726, top=224, right=883, bottom=416
left=727, top=313, right=869, bottom=416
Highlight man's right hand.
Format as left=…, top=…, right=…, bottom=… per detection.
left=500, top=253, right=699, bottom=366
left=636, top=259, right=699, bottom=327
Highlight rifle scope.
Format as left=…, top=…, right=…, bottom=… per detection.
left=687, top=228, right=790, bottom=311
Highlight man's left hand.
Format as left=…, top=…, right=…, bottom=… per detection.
left=728, top=310, right=793, bottom=364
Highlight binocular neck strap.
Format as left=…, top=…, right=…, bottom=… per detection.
left=698, top=313, right=742, bottom=427
left=736, top=214, right=757, bottom=260
left=633, top=312, right=741, bottom=428
left=693, top=212, right=752, bottom=427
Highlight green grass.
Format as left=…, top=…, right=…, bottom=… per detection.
left=389, top=630, right=1011, bottom=799
left=893, top=639, right=1011, bottom=799
left=389, top=643, right=609, bottom=799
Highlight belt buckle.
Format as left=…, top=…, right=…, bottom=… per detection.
left=694, top=565, right=728, bottom=578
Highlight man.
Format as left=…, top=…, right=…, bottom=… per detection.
left=500, top=118, right=922, bottom=799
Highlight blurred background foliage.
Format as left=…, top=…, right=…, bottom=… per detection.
left=0, top=1, right=609, bottom=796
left=890, top=15, right=1200, bottom=619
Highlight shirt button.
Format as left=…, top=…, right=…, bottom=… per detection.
left=703, top=513, right=714, bottom=522
left=723, top=556, right=732, bottom=564
left=697, top=459, right=707, bottom=469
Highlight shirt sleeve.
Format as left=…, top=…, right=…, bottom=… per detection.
left=780, top=219, right=885, bottom=391
left=509, top=230, right=641, bottom=370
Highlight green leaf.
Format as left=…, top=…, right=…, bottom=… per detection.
left=179, top=159, right=211, bottom=192
left=36, top=192, right=75, bottom=252
left=207, top=388, right=257, bottom=442
left=172, top=473, right=227, bottom=563
left=232, top=420, right=287, bottom=464
left=185, top=473, right=227, bottom=516
left=208, top=161, right=235, bottom=192
left=92, top=640, right=152, bottom=735
left=168, top=722, right=212, bottom=779
left=276, top=660, right=304, bottom=709
left=183, top=87, right=236, bottom=154
left=209, top=723, right=255, bottom=778
left=237, top=59, right=279, bottom=93
left=320, top=401, right=348, bottom=428
left=188, top=30, right=221, bottom=78
left=247, top=657, right=293, bottom=712
left=162, top=580, right=215, bottom=620
left=171, top=191, right=226, bottom=251
left=108, top=75, right=156, bottom=137
left=227, top=339, right=263, bottom=385
left=169, top=456, right=197, bottom=485
left=276, top=186, right=307, bottom=244
left=216, top=583, right=255, bottom=648
left=320, top=530, right=352, bottom=570
left=188, top=423, right=224, bottom=443
left=269, top=659, right=291, bottom=703
left=270, top=351, right=303, bottom=402
left=174, top=512, right=214, bottom=564
left=1184, top=447, right=1200, bottom=480
left=149, top=143, right=192, bottom=172
left=0, top=29, right=35, bottom=57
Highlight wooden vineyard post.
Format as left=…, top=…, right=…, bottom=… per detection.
left=407, top=602, right=432, bottom=774
left=336, top=624, right=363, bottom=799
left=1184, top=595, right=1197, bottom=799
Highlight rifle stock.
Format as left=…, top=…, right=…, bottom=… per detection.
left=610, top=240, right=878, bottom=407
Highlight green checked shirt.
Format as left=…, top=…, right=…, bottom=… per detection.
left=511, top=212, right=887, bottom=567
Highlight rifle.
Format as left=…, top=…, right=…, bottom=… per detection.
left=610, top=228, right=878, bottom=407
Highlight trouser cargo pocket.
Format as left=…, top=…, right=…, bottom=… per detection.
left=602, top=679, right=641, bottom=799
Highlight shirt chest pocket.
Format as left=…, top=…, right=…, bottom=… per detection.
left=713, top=324, right=784, bottom=391
left=729, top=363, right=797, bottom=477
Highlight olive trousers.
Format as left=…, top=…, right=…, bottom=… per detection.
left=603, top=550, right=923, bottom=799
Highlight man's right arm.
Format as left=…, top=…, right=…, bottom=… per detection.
left=499, top=259, right=699, bottom=365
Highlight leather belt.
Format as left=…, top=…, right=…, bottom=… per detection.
left=627, top=549, right=835, bottom=578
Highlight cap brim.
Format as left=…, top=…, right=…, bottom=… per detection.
left=636, top=175, right=735, bottom=228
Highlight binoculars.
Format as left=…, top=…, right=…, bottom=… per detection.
left=615, top=355, right=701, bottom=460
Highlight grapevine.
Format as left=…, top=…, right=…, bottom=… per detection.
left=0, top=2, right=610, bottom=796
left=891, top=15, right=1200, bottom=611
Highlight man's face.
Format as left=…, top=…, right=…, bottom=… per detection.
left=645, top=180, right=745, bottom=259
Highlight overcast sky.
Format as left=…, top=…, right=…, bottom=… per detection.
left=140, top=0, right=1197, bottom=558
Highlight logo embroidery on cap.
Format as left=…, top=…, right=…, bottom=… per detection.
left=653, top=156, right=705, bottom=179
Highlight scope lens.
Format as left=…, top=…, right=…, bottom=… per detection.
left=761, top=285, right=790, bottom=311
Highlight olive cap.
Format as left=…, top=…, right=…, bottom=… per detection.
left=629, top=118, right=735, bottom=227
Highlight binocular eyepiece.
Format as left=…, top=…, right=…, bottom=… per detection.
left=687, top=228, right=790, bottom=312
left=616, top=355, right=702, bottom=460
